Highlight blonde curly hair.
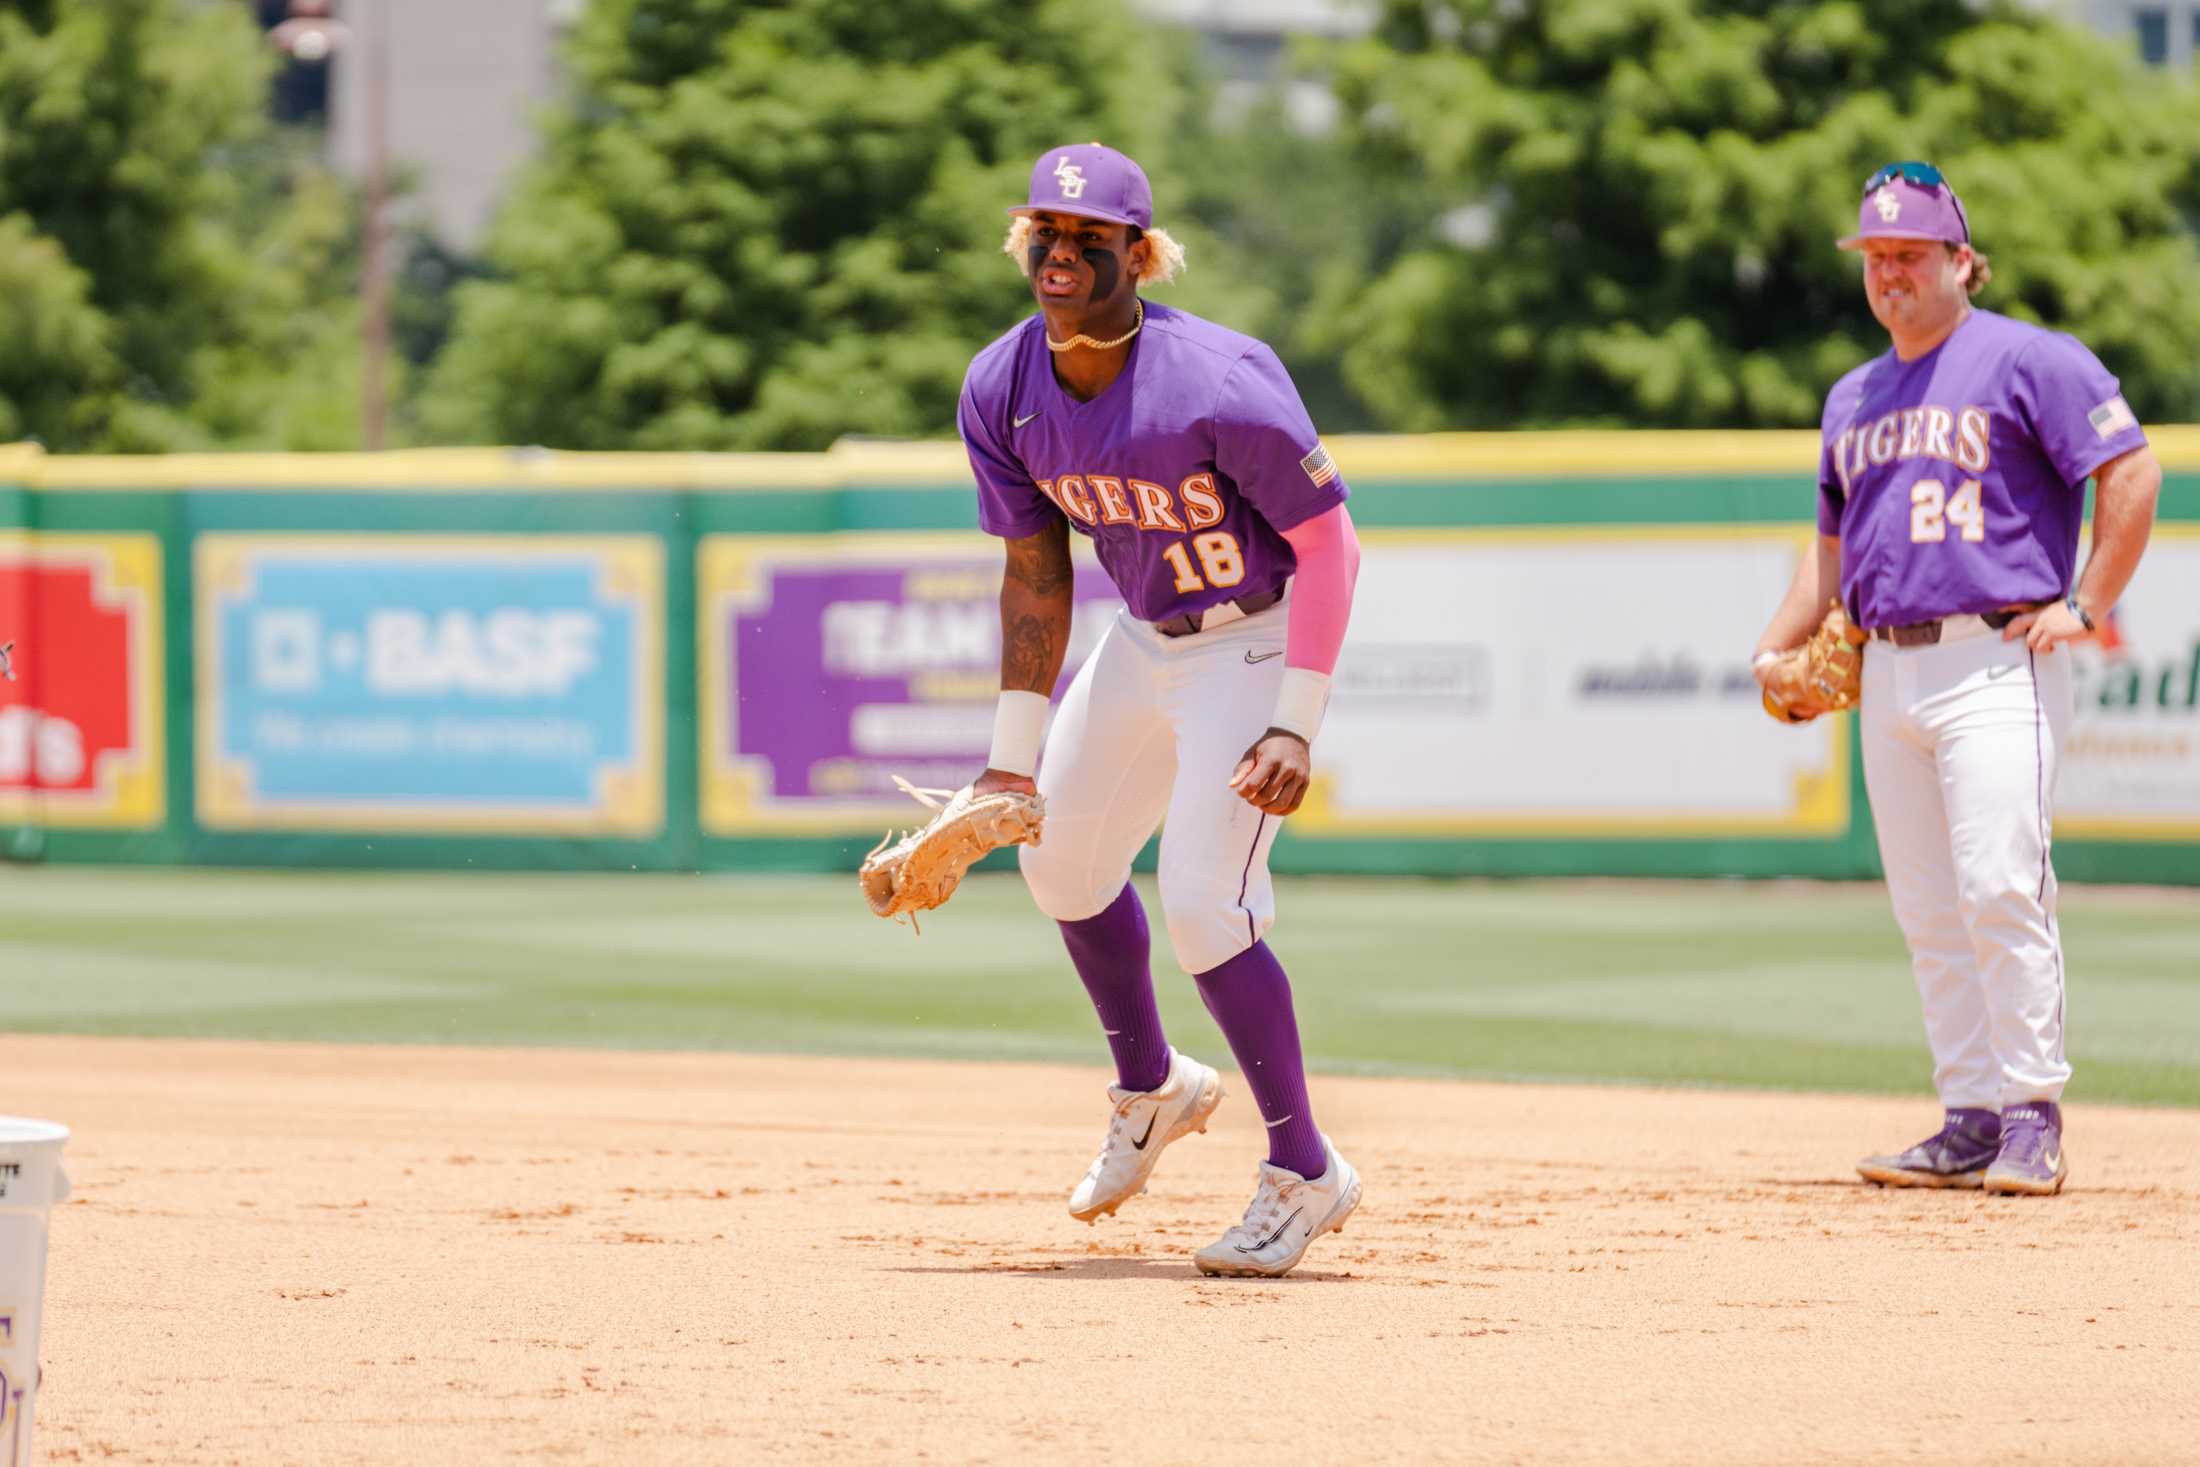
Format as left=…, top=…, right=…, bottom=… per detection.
left=1952, top=244, right=1993, bottom=297
left=1003, top=216, right=1184, bottom=288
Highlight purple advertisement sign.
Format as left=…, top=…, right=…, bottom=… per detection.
left=700, top=538, right=1121, bottom=832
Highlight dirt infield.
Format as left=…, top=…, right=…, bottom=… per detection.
left=9, top=1035, right=2199, bottom=1465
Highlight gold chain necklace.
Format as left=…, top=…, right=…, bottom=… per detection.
left=1046, top=298, right=1143, bottom=354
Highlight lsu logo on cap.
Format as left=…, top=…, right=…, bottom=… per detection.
left=1872, top=186, right=1902, bottom=222
left=1300, top=442, right=1338, bottom=488
left=1053, top=156, right=1087, bottom=200
left=2088, top=394, right=2137, bottom=440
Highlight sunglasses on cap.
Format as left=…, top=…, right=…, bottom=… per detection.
left=1863, top=161, right=1945, bottom=192
left=1861, top=160, right=1970, bottom=243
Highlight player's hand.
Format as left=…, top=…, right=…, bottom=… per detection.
left=972, top=767, right=1039, bottom=798
left=1229, top=730, right=1311, bottom=816
left=2001, top=601, right=2090, bottom=652
left=1749, top=649, right=1786, bottom=692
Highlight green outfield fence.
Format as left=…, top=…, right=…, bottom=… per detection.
left=3, top=432, right=2196, bottom=883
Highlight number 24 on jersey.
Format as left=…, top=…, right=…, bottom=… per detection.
left=1910, top=477, right=1985, bottom=544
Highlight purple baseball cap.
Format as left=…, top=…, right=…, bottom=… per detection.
left=1008, top=143, right=1153, bottom=230
left=1839, top=164, right=1971, bottom=250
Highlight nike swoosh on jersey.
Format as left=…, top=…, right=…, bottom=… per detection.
left=1013, top=411, right=1041, bottom=429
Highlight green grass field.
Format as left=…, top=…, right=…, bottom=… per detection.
left=4, top=867, right=2197, bottom=1104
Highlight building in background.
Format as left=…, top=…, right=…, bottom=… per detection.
left=252, top=0, right=578, bottom=250
left=2076, top=0, right=2200, bottom=67
left=1141, top=0, right=1370, bottom=129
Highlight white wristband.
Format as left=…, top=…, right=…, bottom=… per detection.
left=987, top=690, right=1050, bottom=777
left=1267, top=666, right=1332, bottom=743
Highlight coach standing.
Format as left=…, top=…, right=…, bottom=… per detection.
left=1753, top=162, right=2161, bottom=1195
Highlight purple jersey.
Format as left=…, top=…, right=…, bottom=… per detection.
left=958, top=301, right=1348, bottom=623
left=1818, top=309, right=2148, bottom=628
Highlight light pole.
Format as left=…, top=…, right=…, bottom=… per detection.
left=270, top=0, right=390, bottom=451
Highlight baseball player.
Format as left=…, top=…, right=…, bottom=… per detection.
left=957, top=143, right=1364, bottom=1277
left=1755, top=162, right=2161, bottom=1195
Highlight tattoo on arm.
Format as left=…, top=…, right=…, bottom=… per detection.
left=999, top=521, right=1073, bottom=694
left=1001, top=611, right=1062, bottom=693
left=1003, top=522, right=1073, bottom=597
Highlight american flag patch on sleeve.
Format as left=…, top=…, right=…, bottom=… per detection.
left=1300, top=441, right=1338, bottom=487
left=2087, top=394, right=2138, bottom=440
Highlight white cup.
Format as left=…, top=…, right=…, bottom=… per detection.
left=0, top=1119, right=70, bottom=1467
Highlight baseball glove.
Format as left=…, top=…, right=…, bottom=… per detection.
left=1761, top=601, right=1867, bottom=724
left=859, top=775, right=1047, bottom=929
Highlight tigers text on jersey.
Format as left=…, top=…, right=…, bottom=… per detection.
left=1817, top=309, right=2148, bottom=629
left=958, top=301, right=1348, bottom=623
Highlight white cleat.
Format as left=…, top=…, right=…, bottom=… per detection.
left=1067, top=1049, right=1223, bottom=1224
left=1194, top=1135, right=1362, bottom=1279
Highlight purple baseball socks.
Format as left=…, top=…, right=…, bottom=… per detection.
left=1193, top=940, right=1329, bottom=1181
left=1057, top=883, right=1172, bottom=1094
left=1060, top=891, right=1329, bottom=1184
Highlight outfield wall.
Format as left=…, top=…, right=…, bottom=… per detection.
left=3, top=434, right=2196, bottom=883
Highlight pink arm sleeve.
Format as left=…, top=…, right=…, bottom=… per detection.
left=1277, top=503, right=1360, bottom=675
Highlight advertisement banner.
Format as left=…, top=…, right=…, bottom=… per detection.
left=700, top=534, right=1121, bottom=833
left=0, top=534, right=165, bottom=829
left=2057, top=527, right=2200, bottom=838
left=1294, top=528, right=1849, bottom=835
left=701, top=527, right=1840, bottom=839
left=196, top=535, right=662, bottom=834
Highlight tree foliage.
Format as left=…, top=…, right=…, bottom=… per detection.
left=1320, top=0, right=2200, bottom=429
left=427, top=0, right=1239, bottom=450
left=1162, top=79, right=1427, bottom=433
left=18, top=0, right=2199, bottom=450
left=0, top=0, right=366, bottom=450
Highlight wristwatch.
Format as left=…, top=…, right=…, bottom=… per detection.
left=2064, top=592, right=2096, bottom=632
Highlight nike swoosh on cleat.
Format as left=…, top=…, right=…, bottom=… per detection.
left=1130, top=1114, right=1158, bottom=1150
left=1013, top=411, right=1041, bottom=429
left=1238, top=1207, right=1305, bottom=1252
left=1244, top=650, right=1283, bottom=664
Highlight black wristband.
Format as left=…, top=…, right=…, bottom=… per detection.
left=2065, top=593, right=2096, bottom=632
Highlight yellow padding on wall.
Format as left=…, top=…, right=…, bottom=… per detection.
left=3, top=426, right=2197, bottom=492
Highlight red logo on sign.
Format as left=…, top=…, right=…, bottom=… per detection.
left=0, top=541, right=159, bottom=823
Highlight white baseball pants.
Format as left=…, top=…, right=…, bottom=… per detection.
left=1860, top=630, right=2073, bottom=1110
left=1021, top=600, right=1289, bottom=975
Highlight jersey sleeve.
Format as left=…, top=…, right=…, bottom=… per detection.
left=1213, top=344, right=1349, bottom=534
left=958, top=371, right=1058, bottom=540
left=1816, top=436, right=1845, bottom=536
left=2014, top=333, right=2150, bottom=489
left=1816, top=384, right=1851, bottom=536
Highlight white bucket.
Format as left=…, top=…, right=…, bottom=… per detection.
left=0, top=1119, right=70, bottom=1467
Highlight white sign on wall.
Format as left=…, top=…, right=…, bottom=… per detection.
left=2056, top=528, right=2200, bottom=838
left=1298, top=529, right=1849, bottom=835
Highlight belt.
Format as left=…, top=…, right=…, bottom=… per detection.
left=1870, top=609, right=2023, bottom=647
left=1153, top=585, right=1285, bottom=638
